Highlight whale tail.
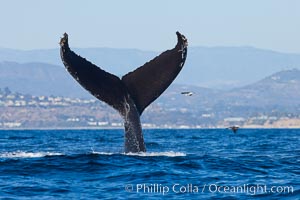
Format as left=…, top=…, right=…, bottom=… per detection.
left=60, top=32, right=188, bottom=152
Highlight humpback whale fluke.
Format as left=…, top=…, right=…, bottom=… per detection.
left=60, top=32, right=188, bottom=153
left=228, top=126, right=239, bottom=133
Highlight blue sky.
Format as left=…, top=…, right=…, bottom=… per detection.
left=0, top=0, right=299, bottom=53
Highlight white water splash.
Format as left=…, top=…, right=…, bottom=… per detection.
left=92, top=151, right=186, bottom=157
left=91, top=151, right=114, bottom=155
left=0, top=151, right=63, bottom=159
left=125, top=151, right=186, bottom=157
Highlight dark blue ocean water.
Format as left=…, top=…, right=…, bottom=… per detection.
left=0, top=129, right=299, bottom=199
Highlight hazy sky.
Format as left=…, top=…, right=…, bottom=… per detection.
left=0, top=0, right=299, bottom=53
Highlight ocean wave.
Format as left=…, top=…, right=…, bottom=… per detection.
left=1, top=151, right=186, bottom=159
left=0, top=151, right=63, bottom=159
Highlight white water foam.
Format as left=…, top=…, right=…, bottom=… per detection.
left=0, top=151, right=63, bottom=159
left=91, top=151, right=114, bottom=155
left=125, top=151, right=186, bottom=157
left=1, top=151, right=185, bottom=158
left=92, top=151, right=186, bottom=157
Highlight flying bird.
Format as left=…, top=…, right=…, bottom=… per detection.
left=60, top=32, right=188, bottom=153
left=181, top=91, right=193, bottom=96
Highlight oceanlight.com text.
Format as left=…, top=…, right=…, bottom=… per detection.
left=125, top=183, right=294, bottom=196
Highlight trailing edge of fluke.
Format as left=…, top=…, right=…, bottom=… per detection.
left=60, top=32, right=188, bottom=153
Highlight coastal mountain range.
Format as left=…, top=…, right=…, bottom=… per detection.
left=0, top=46, right=300, bottom=96
left=1, top=65, right=299, bottom=128
left=0, top=46, right=299, bottom=112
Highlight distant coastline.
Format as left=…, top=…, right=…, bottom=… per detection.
left=1, top=124, right=300, bottom=131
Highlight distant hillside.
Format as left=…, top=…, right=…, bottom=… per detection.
left=230, top=68, right=300, bottom=106
left=0, top=46, right=300, bottom=88
left=0, top=61, right=88, bottom=98
left=153, top=69, right=300, bottom=110
left=184, top=47, right=300, bottom=88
